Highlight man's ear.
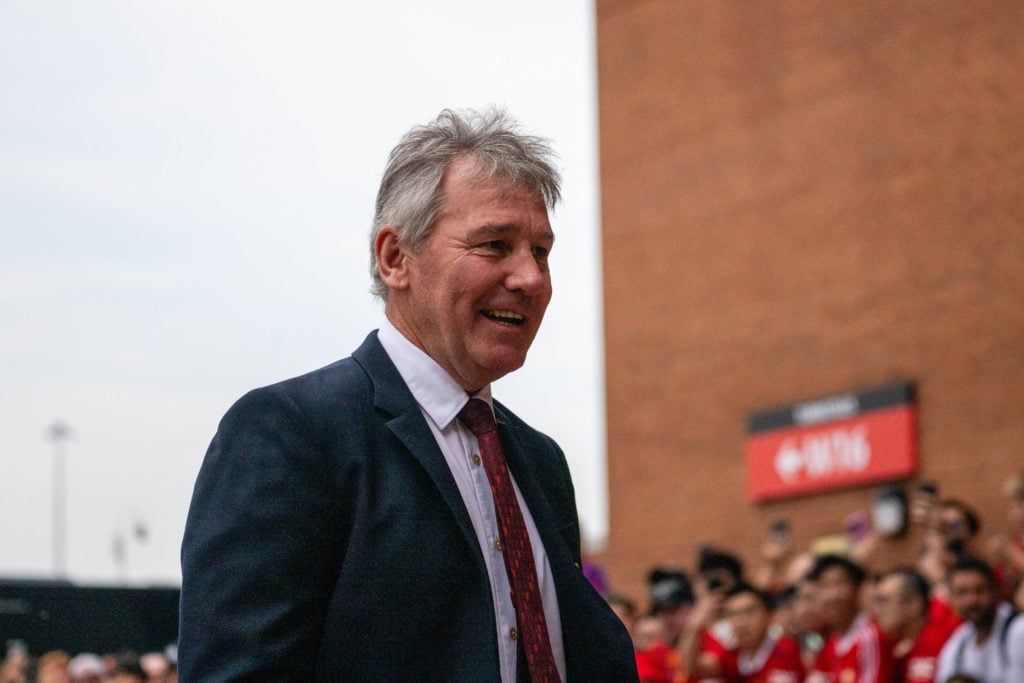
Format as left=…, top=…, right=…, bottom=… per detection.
left=375, top=226, right=411, bottom=291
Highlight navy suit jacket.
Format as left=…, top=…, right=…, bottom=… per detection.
left=179, top=332, right=637, bottom=681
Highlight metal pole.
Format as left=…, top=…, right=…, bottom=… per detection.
left=47, top=421, right=70, bottom=579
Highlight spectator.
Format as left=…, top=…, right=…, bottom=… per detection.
left=935, top=556, right=1024, bottom=682
left=647, top=567, right=694, bottom=647
left=752, top=520, right=794, bottom=592
left=681, top=582, right=804, bottom=682
left=139, top=652, right=167, bottom=683
left=67, top=654, right=105, bottom=683
left=915, top=491, right=981, bottom=593
left=0, top=641, right=29, bottom=683
left=788, top=577, right=828, bottom=669
left=633, top=616, right=680, bottom=683
left=872, top=568, right=958, bottom=683
left=110, top=652, right=146, bottom=683
left=988, top=472, right=1024, bottom=599
left=638, top=568, right=691, bottom=683
left=35, top=651, right=70, bottom=683
left=695, top=547, right=746, bottom=659
left=677, top=575, right=727, bottom=683
left=805, top=554, right=895, bottom=683
left=938, top=499, right=983, bottom=558
left=697, top=548, right=745, bottom=597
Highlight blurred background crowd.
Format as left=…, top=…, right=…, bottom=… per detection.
left=0, top=647, right=175, bottom=683
left=595, top=470, right=1024, bottom=682
left=2, top=471, right=1021, bottom=682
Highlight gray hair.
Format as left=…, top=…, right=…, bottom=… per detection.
left=369, top=107, right=562, bottom=300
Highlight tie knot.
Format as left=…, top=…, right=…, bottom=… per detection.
left=458, top=398, right=497, bottom=437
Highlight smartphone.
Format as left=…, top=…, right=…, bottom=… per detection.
left=844, top=510, right=872, bottom=542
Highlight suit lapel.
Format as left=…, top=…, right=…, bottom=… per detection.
left=495, top=417, right=577, bottom=568
left=352, top=332, right=484, bottom=570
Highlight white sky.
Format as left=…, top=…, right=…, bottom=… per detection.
left=0, top=1, right=607, bottom=585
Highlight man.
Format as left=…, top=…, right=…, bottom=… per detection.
left=178, top=108, right=637, bottom=681
left=804, top=554, right=895, bottom=683
left=698, top=549, right=745, bottom=597
left=636, top=568, right=691, bottom=682
left=872, top=568, right=958, bottom=683
left=936, top=556, right=1024, bottom=683
left=647, top=567, right=695, bottom=648
left=696, top=548, right=745, bottom=655
left=785, top=576, right=828, bottom=669
left=938, top=499, right=983, bottom=558
left=680, top=583, right=804, bottom=683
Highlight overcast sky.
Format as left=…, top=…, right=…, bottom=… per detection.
left=0, top=2, right=608, bottom=585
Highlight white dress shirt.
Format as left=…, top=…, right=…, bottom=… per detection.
left=378, top=320, right=566, bottom=683
left=936, top=602, right=1024, bottom=683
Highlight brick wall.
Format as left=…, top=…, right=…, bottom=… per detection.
left=596, top=0, right=1024, bottom=605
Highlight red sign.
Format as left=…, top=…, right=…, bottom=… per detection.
left=745, top=383, right=917, bottom=502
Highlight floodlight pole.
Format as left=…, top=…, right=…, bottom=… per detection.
left=47, top=421, right=71, bottom=579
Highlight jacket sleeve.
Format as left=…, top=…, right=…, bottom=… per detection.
left=178, top=387, right=345, bottom=682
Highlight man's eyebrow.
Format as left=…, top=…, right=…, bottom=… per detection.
left=475, top=223, right=555, bottom=242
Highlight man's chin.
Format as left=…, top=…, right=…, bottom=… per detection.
left=471, top=352, right=528, bottom=384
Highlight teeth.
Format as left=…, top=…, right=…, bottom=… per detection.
left=485, top=310, right=524, bottom=322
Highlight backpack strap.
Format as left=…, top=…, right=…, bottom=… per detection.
left=1000, top=609, right=1021, bottom=668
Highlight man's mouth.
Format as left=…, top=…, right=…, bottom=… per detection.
left=482, top=309, right=525, bottom=327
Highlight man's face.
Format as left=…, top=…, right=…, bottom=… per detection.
left=724, top=592, right=771, bottom=653
left=816, top=566, right=859, bottom=631
left=949, top=570, right=997, bottom=626
left=871, top=575, right=918, bottom=637
left=386, top=158, right=553, bottom=391
left=794, top=580, right=824, bottom=633
left=659, top=604, right=691, bottom=645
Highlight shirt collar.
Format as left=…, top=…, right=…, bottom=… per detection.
left=377, top=318, right=493, bottom=429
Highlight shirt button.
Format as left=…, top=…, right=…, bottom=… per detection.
left=494, top=539, right=502, bottom=552
left=471, top=453, right=481, bottom=466
left=509, top=627, right=518, bottom=640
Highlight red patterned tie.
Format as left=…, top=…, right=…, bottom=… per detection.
left=459, top=398, right=561, bottom=683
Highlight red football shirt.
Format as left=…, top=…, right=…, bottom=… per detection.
left=718, top=634, right=805, bottom=683
left=635, top=640, right=681, bottom=683
left=690, top=629, right=729, bottom=683
left=896, top=606, right=961, bottom=683
left=806, top=613, right=895, bottom=683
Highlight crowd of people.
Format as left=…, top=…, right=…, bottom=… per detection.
left=600, top=471, right=1024, bottom=682
left=4, top=472, right=1024, bottom=682
left=0, top=647, right=175, bottom=683
left=3, top=471, right=1023, bottom=682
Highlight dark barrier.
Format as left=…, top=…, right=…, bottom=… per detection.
left=0, top=578, right=179, bottom=655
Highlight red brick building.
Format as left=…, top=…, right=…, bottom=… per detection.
left=596, top=1, right=1024, bottom=603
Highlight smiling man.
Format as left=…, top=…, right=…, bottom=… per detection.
left=178, top=108, right=637, bottom=682
left=936, top=556, right=1024, bottom=683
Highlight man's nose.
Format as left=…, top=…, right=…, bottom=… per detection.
left=505, top=249, right=548, bottom=295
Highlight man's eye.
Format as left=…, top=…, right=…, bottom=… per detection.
left=532, top=246, right=549, bottom=259
left=484, top=240, right=507, bottom=251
